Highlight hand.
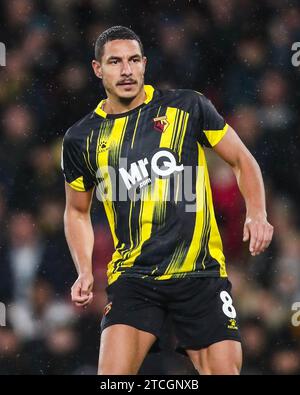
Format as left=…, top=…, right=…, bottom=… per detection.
left=243, top=215, right=274, bottom=256
left=71, top=272, right=94, bottom=307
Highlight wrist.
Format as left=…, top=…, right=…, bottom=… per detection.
left=246, top=211, right=267, bottom=220
left=78, top=269, right=93, bottom=277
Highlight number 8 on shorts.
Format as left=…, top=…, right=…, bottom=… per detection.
left=220, top=291, right=237, bottom=319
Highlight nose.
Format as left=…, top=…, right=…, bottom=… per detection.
left=121, top=60, right=132, bottom=76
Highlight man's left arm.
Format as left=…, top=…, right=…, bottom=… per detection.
left=213, top=125, right=274, bottom=256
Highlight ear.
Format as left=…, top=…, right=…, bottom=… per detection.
left=92, top=59, right=102, bottom=79
left=142, top=56, right=147, bottom=73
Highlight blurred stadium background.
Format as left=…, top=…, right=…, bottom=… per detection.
left=0, top=0, right=300, bottom=375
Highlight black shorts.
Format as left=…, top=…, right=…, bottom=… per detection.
left=100, top=276, right=241, bottom=350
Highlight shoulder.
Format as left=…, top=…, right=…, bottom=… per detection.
left=158, top=88, right=202, bottom=102
left=63, top=110, right=96, bottom=146
left=155, top=88, right=210, bottom=112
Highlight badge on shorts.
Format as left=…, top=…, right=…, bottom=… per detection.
left=227, top=318, right=238, bottom=330
left=103, top=302, right=112, bottom=316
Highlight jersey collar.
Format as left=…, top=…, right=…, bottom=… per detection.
left=94, top=84, right=155, bottom=119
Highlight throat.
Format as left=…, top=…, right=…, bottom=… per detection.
left=103, top=89, right=146, bottom=115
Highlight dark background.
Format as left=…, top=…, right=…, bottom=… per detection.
left=0, top=0, right=300, bottom=375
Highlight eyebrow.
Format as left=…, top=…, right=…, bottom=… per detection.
left=107, top=54, right=142, bottom=61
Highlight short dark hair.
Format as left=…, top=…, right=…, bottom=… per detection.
left=94, top=26, right=144, bottom=61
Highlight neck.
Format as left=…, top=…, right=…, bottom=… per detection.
left=103, top=85, right=146, bottom=114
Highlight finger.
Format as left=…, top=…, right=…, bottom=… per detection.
left=80, top=280, right=93, bottom=297
left=74, top=298, right=90, bottom=307
left=80, top=283, right=89, bottom=296
left=81, top=288, right=88, bottom=297
left=249, top=224, right=258, bottom=255
left=264, top=227, right=274, bottom=249
left=71, top=285, right=81, bottom=300
left=260, top=226, right=272, bottom=252
left=82, top=293, right=94, bottom=307
left=243, top=223, right=250, bottom=242
left=76, top=293, right=93, bottom=307
left=253, top=225, right=265, bottom=255
left=75, top=301, right=90, bottom=307
left=72, top=294, right=90, bottom=303
left=260, top=237, right=269, bottom=252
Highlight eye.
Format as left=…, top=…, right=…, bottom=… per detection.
left=110, top=59, right=118, bottom=64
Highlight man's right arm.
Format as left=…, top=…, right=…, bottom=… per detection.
left=64, top=182, right=95, bottom=307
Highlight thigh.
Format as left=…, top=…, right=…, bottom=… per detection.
left=186, top=339, right=242, bottom=375
left=98, top=324, right=157, bottom=375
left=101, top=277, right=167, bottom=338
left=169, top=277, right=241, bottom=351
left=99, top=277, right=167, bottom=374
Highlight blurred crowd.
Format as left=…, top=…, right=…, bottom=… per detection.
left=0, top=0, right=300, bottom=375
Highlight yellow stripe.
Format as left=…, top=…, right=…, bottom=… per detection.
left=68, top=176, right=86, bottom=192
left=144, top=84, right=155, bottom=103
left=161, top=241, right=185, bottom=279
left=131, top=108, right=142, bottom=149
left=152, top=177, right=169, bottom=224
left=96, top=117, right=128, bottom=284
left=156, top=105, right=161, bottom=118
left=85, top=130, right=96, bottom=175
left=174, top=173, right=181, bottom=204
left=163, top=108, right=189, bottom=159
left=162, top=107, right=178, bottom=148
left=203, top=158, right=227, bottom=277
left=120, top=185, right=156, bottom=267
left=120, top=198, right=135, bottom=264
left=127, top=200, right=134, bottom=254
left=200, top=191, right=210, bottom=270
left=136, top=192, right=145, bottom=246
left=178, top=112, right=189, bottom=160
left=94, top=99, right=107, bottom=118
left=169, top=109, right=179, bottom=150
left=161, top=177, right=169, bottom=223
left=178, top=143, right=205, bottom=273
left=204, top=123, right=228, bottom=147
left=173, top=110, right=184, bottom=149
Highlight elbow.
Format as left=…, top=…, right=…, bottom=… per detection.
left=63, top=209, right=71, bottom=234
left=64, top=205, right=90, bottom=226
left=236, top=148, right=259, bottom=168
left=232, top=150, right=261, bottom=178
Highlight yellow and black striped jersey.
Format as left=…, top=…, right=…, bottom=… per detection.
left=62, top=85, right=229, bottom=285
